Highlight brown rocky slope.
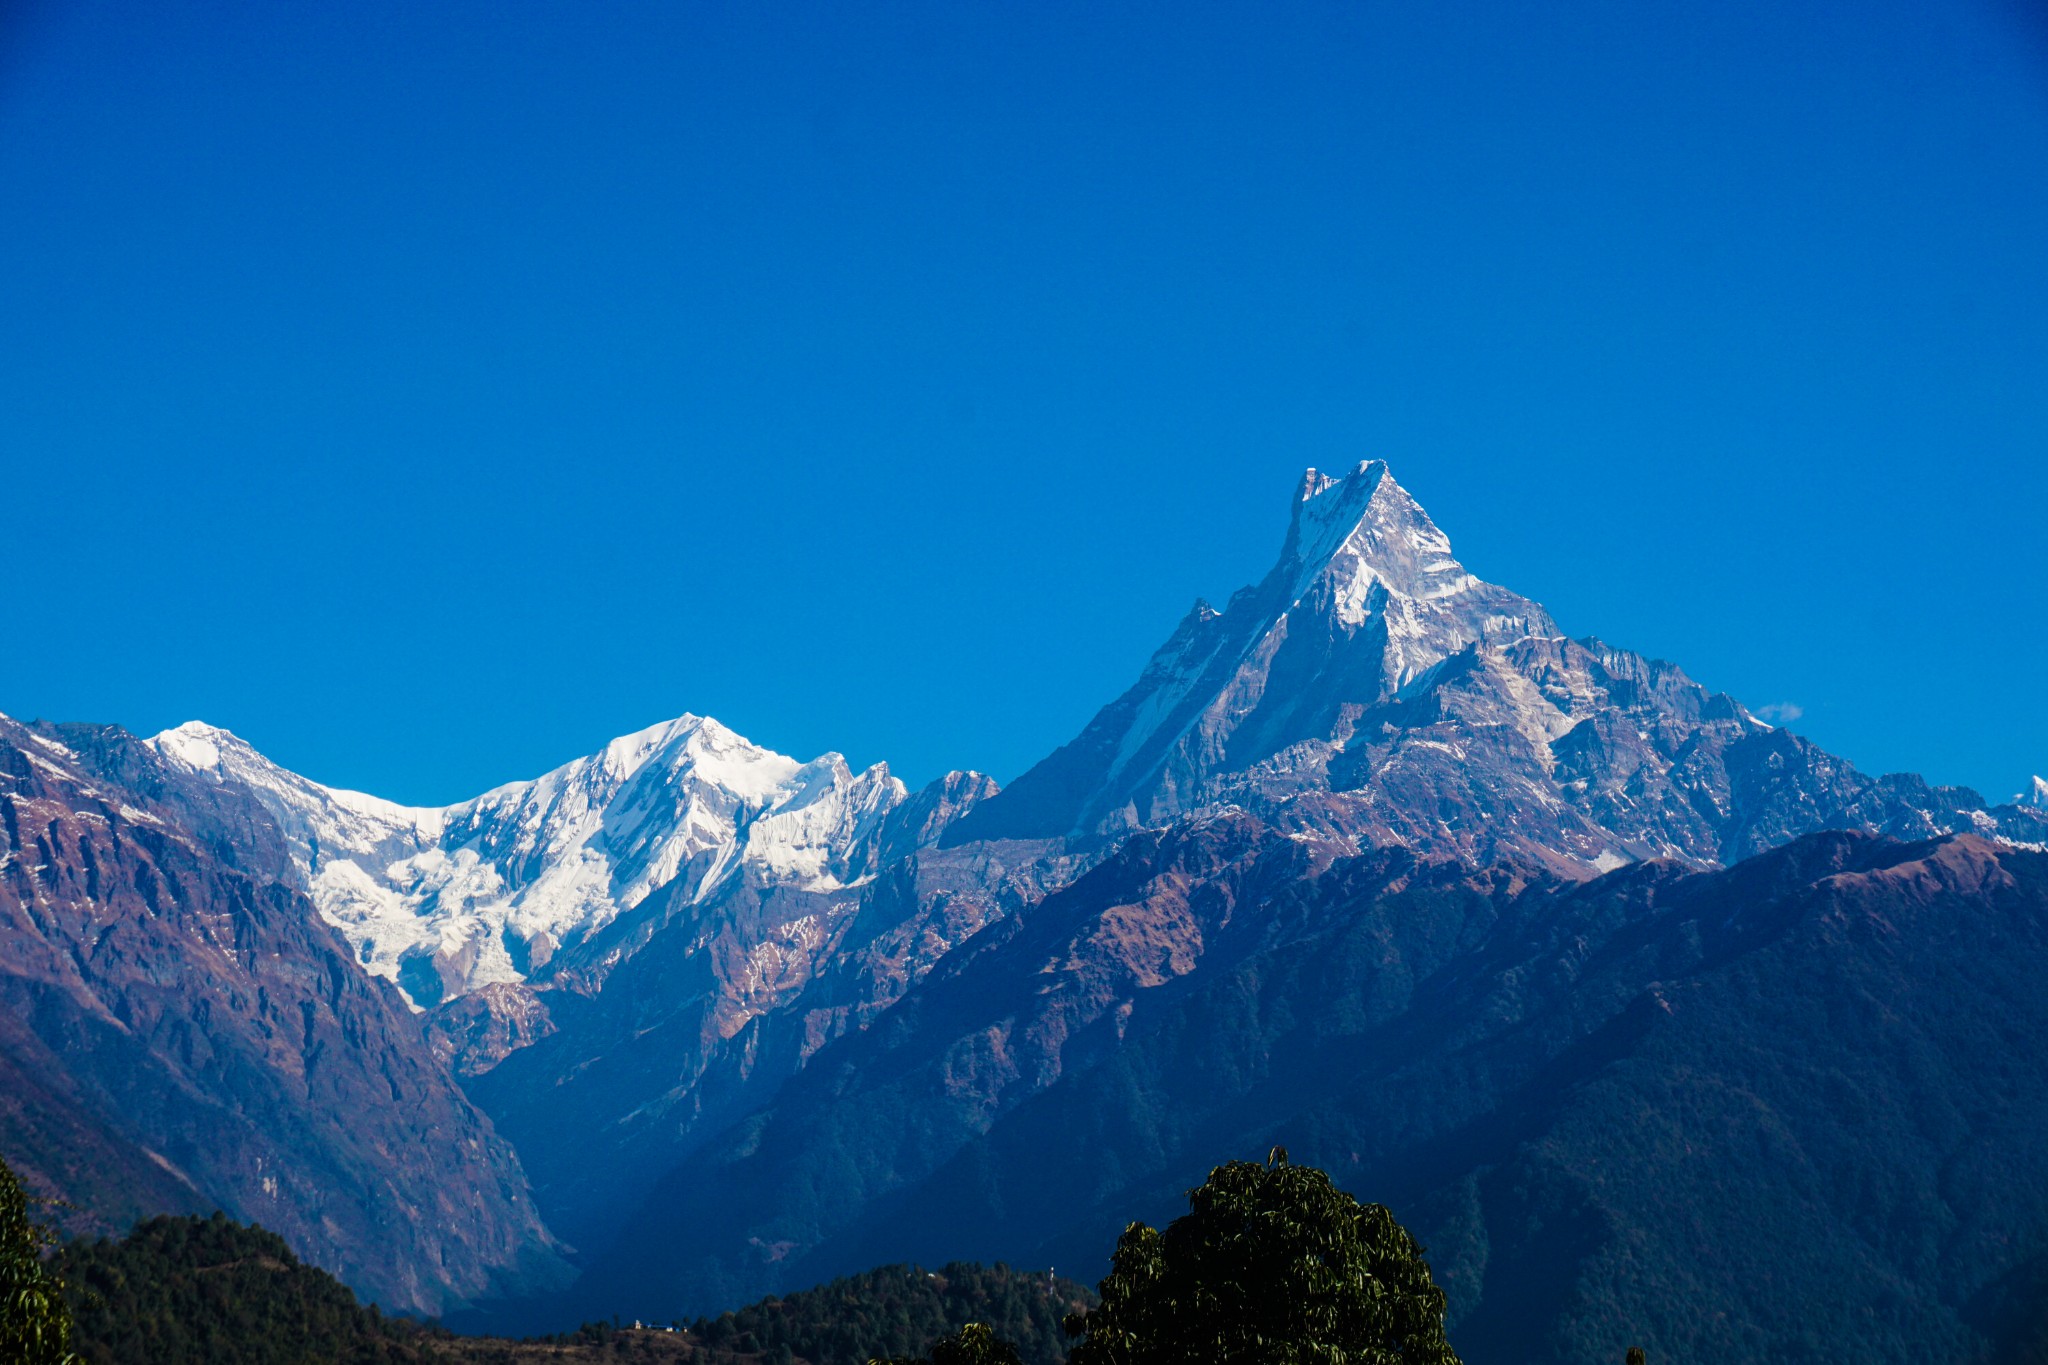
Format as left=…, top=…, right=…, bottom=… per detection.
left=0, top=715, right=565, bottom=1313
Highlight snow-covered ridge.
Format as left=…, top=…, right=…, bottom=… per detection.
left=148, top=715, right=906, bottom=1007
left=151, top=720, right=448, bottom=864
left=1093, top=460, right=1557, bottom=810
left=1286, top=461, right=1481, bottom=622
left=1282, top=461, right=1550, bottom=687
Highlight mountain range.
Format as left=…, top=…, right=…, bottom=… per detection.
left=5, top=461, right=2044, bottom=1360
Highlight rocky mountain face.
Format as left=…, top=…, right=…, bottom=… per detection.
left=0, top=716, right=564, bottom=1314
left=953, top=462, right=2042, bottom=867
left=5, top=460, right=2044, bottom=1345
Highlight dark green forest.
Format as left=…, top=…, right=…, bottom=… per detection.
left=687, top=1262, right=1089, bottom=1365
left=41, top=1206, right=1092, bottom=1365
left=57, top=1213, right=435, bottom=1365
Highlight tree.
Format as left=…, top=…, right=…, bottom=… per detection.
left=0, top=1154, right=78, bottom=1365
left=871, top=1320, right=1026, bottom=1365
left=1064, top=1149, right=1460, bottom=1365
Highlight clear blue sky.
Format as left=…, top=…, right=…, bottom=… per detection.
left=3, top=0, right=2044, bottom=805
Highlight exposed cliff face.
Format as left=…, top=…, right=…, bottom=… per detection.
left=0, top=717, right=564, bottom=1314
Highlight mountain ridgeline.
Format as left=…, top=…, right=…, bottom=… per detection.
left=4, top=462, right=2044, bottom=1362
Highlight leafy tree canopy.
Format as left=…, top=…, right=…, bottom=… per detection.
left=1, top=1152, right=79, bottom=1365
left=1064, top=1149, right=1461, bottom=1365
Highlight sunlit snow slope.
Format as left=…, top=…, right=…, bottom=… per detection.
left=150, top=716, right=905, bottom=1006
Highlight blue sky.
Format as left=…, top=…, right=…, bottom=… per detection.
left=2, top=0, right=2044, bottom=805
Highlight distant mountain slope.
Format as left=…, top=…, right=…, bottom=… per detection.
left=572, top=830, right=2048, bottom=1365
left=131, top=465, right=2045, bottom=1029
left=0, top=716, right=564, bottom=1314
left=459, top=805, right=1063, bottom=1254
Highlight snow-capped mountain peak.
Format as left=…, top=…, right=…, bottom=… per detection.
left=1283, top=460, right=1480, bottom=619
left=949, top=461, right=2045, bottom=869
left=2019, top=775, right=2048, bottom=810
left=152, top=717, right=232, bottom=769
left=950, top=461, right=1560, bottom=841
left=149, top=713, right=909, bottom=1008
left=149, top=719, right=446, bottom=865
left=1269, top=460, right=1555, bottom=687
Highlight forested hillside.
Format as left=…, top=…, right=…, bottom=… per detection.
left=686, top=1262, right=1089, bottom=1365
left=50, top=1209, right=1088, bottom=1365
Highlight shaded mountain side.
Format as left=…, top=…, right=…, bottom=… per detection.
left=0, top=1004, right=214, bottom=1243
left=463, top=834, right=1074, bottom=1255
left=569, top=830, right=2048, bottom=1365
left=31, top=719, right=306, bottom=891
left=0, top=718, right=564, bottom=1315
left=566, top=816, right=1546, bottom=1316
